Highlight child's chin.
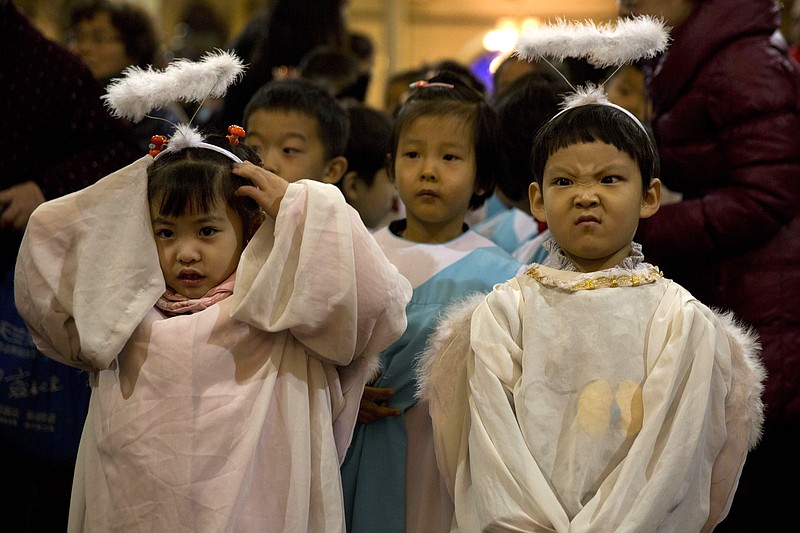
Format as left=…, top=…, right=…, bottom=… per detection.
left=173, top=284, right=211, bottom=299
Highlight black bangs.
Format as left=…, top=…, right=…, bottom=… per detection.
left=149, top=158, right=227, bottom=217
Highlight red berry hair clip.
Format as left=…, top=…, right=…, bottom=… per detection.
left=226, top=125, right=245, bottom=146
left=148, top=135, right=168, bottom=157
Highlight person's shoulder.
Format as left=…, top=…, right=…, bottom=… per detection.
left=464, top=233, right=524, bottom=277
left=706, top=33, right=800, bottom=112
left=463, top=229, right=520, bottom=258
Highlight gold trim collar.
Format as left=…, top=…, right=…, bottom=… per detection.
left=526, top=264, right=663, bottom=292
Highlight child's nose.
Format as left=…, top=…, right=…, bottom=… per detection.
left=419, top=158, right=437, bottom=181
left=575, top=188, right=600, bottom=208
left=176, top=242, right=201, bottom=264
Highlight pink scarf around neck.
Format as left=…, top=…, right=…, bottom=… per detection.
left=155, top=274, right=236, bottom=316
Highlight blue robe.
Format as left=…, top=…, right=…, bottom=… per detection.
left=341, top=221, right=522, bottom=533
left=474, top=208, right=550, bottom=266
left=473, top=206, right=537, bottom=254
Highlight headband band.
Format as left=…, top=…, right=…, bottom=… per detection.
left=154, top=142, right=243, bottom=163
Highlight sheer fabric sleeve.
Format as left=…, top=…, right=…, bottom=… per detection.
left=230, top=179, right=411, bottom=366
left=464, top=282, right=570, bottom=531
left=14, top=156, right=165, bottom=371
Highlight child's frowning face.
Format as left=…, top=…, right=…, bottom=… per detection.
left=394, top=115, right=479, bottom=242
left=150, top=200, right=246, bottom=299
left=245, top=109, right=338, bottom=183
left=529, top=141, right=660, bottom=272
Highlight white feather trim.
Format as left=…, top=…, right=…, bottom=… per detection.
left=416, top=293, right=486, bottom=403
left=560, top=84, right=609, bottom=108
left=162, top=124, right=204, bottom=153
left=515, top=16, right=669, bottom=68
left=103, top=50, right=244, bottom=122
left=714, top=309, right=766, bottom=450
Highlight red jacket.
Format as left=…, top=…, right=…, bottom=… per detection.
left=636, top=0, right=800, bottom=425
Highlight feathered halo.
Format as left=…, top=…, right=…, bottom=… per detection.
left=515, top=16, right=669, bottom=70
left=102, top=50, right=246, bottom=161
left=514, top=16, right=669, bottom=125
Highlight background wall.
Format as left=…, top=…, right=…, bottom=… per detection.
left=17, top=0, right=797, bottom=110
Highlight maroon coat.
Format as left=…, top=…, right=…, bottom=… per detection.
left=636, top=0, right=800, bottom=425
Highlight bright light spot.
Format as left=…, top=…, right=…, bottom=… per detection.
left=482, top=17, right=540, bottom=54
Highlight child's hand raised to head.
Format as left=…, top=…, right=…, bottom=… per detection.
left=233, top=161, right=289, bottom=220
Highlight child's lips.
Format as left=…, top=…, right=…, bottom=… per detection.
left=417, top=189, right=439, bottom=198
left=177, top=270, right=205, bottom=285
left=576, top=214, right=600, bottom=225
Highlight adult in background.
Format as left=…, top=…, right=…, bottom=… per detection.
left=66, top=0, right=188, bottom=152
left=0, top=2, right=137, bottom=531
left=617, top=1, right=800, bottom=530
left=212, top=0, right=348, bottom=129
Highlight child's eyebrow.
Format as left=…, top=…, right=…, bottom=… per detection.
left=194, top=215, right=228, bottom=224
left=399, top=137, right=465, bottom=149
left=280, top=132, right=308, bottom=142
left=151, top=215, right=227, bottom=225
left=151, top=217, right=173, bottom=226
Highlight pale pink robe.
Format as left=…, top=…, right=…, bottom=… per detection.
left=15, top=156, right=412, bottom=532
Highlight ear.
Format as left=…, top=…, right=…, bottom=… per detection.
left=321, top=156, right=348, bottom=185
left=340, top=171, right=361, bottom=202
left=529, top=182, right=547, bottom=223
left=639, top=178, right=661, bottom=219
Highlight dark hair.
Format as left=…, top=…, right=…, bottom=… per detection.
left=69, top=0, right=158, bottom=68
left=342, top=102, right=393, bottom=187
left=243, top=78, right=350, bottom=160
left=348, top=32, right=374, bottom=63
left=147, top=135, right=263, bottom=228
left=388, top=71, right=502, bottom=209
left=298, top=45, right=360, bottom=98
left=493, top=71, right=571, bottom=202
left=213, top=0, right=348, bottom=128
left=491, top=55, right=571, bottom=97
left=428, top=59, right=486, bottom=96
left=384, top=67, right=429, bottom=116
left=530, top=104, right=660, bottom=194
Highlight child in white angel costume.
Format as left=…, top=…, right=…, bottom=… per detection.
left=14, top=53, right=412, bottom=533
left=418, top=100, right=766, bottom=532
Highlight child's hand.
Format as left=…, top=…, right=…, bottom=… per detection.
left=357, top=386, right=401, bottom=425
left=232, top=161, right=289, bottom=219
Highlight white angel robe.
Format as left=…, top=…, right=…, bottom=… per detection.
left=420, top=253, right=765, bottom=532
left=14, top=156, right=412, bottom=532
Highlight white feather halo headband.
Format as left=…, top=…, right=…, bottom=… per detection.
left=102, top=49, right=246, bottom=162
left=515, top=16, right=669, bottom=71
left=514, top=16, right=669, bottom=131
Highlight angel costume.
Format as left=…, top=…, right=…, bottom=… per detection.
left=14, top=156, right=412, bottom=533
left=341, top=221, right=522, bottom=533
left=419, top=241, right=765, bottom=532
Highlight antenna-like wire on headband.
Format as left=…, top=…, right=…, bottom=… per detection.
left=514, top=16, right=669, bottom=130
